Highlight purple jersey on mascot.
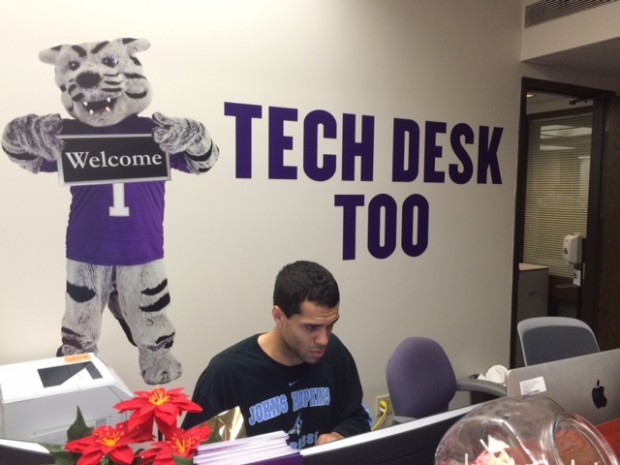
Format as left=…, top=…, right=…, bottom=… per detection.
left=40, top=115, right=190, bottom=266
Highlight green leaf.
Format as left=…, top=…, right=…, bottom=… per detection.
left=41, top=443, right=77, bottom=465
left=41, top=443, right=65, bottom=453
left=49, top=450, right=78, bottom=465
left=172, top=456, right=193, bottom=465
left=66, top=407, right=94, bottom=442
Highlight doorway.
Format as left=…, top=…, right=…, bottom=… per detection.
left=510, top=78, right=614, bottom=367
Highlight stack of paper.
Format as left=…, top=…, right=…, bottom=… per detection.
left=193, top=431, right=302, bottom=465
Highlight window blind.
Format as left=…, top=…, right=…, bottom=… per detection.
left=523, top=112, right=592, bottom=278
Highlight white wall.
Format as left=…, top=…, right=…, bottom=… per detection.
left=0, top=0, right=549, bottom=417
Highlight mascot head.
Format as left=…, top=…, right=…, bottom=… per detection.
left=39, top=38, right=152, bottom=127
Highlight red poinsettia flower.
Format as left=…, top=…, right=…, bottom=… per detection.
left=138, top=425, right=212, bottom=465
left=65, top=421, right=153, bottom=465
left=115, top=387, right=203, bottom=435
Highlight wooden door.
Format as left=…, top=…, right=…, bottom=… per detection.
left=594, top=97, right=620, bottom=350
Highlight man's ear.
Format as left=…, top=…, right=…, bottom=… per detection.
left=272, top=306, right=286, bottom=325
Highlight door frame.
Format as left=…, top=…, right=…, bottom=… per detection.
left=510, top=78, right=614, bottom=367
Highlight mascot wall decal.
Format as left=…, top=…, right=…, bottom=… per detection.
left=2, top=38, right=219, bottom=385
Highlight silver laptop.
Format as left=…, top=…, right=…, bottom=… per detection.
left=506, top=348, right=620, bottom=425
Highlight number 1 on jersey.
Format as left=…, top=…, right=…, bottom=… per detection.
left=109, top=183, right=130, bottom=217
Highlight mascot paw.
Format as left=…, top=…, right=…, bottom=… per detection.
left=139, top=349, right=183, bottom=385
left=2, top=113, right=63, bottom=161
left=152, top=111, right=211, bottom=156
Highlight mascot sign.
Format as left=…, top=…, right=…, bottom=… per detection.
left=1, top=38, right=219, bottom=385
left=58, top=133, right=169, bottom=185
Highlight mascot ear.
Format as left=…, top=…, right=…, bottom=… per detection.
left=39, top=45, right=62, bottom=65
left=37, top=38, right=150, bottom=65
left=121, top=38, right=151, bottom=55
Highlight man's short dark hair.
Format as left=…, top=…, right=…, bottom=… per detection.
left=273, top=260, right=340, bottom=318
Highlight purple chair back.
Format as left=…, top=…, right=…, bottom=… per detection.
left=386, top=336, right=457, bottom=418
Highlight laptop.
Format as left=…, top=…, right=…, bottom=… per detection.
left=506, top=348, right=620, bottom=425
left=0, top=439, right=54, bottom=465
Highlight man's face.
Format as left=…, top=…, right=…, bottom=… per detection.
left=275, top=300, right=340, bottom=365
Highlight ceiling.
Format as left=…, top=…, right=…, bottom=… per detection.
left=523, top=36, right=620, bottom=113
left=524, top=37, right=620, bottom=82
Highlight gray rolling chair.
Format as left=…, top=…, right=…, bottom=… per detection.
left=517, top=316, right=599, bottom=366
left=386, top=336, right=506, bottom=423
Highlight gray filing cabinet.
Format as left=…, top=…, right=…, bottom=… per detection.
left=514, top=263, right=549, bottom=366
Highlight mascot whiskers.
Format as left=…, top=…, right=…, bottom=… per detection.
left=2, top=38, right=219, bottom=385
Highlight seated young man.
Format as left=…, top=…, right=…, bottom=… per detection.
left=183, top=260, right=371, bottom=449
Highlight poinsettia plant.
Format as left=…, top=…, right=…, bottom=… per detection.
left=44, top=387, right=218, bottom=465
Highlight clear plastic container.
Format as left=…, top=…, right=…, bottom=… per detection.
left=435, top=395, right=618, bottom=465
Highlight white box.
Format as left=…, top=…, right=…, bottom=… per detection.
left=0, top=353, right=133, bottom=445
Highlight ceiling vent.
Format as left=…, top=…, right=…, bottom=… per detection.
left=525, top=0, right=617, bottom=27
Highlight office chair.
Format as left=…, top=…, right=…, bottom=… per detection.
left=517, top=316, right=599, bottom=366
left=386, top=336, right=506, bottom=423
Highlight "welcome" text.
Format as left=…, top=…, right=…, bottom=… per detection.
left=64, top=151, right=164, bottom=169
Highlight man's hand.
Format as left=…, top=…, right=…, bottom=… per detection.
left=317, top=432, right=344, bottom=445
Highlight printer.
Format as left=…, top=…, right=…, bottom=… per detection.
left=0, top=353, right=132, bottom=445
